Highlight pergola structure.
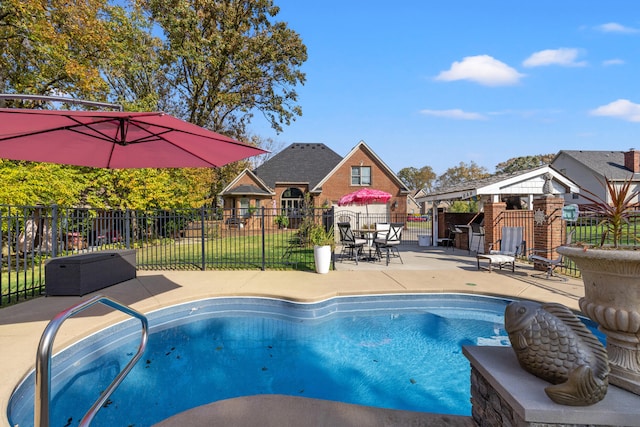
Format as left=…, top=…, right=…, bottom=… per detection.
left=415, top=166, right=579, bottom=246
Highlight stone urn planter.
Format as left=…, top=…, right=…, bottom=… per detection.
left=557, top=246, right=640, bottom=394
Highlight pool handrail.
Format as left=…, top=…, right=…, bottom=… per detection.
left=34, top=294, right=149, bottom=427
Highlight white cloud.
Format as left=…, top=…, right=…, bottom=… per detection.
left=596, top=22, right=639, bottom=34
left=420, top=109, right=487, bottom=120
left=523, top=48, right=587, bottom=67
left=590, top=99, right=640, bottom=122
left=435, top=55, right=524, bottom=86
left=603, top=58, right=625, bottom=66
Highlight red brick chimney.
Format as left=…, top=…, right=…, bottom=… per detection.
left=624, top=148, right=640, bottom=173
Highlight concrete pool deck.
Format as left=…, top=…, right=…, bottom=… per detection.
left=0, top=246, right=587, bottom=427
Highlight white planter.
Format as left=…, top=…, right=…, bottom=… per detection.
left=557, top=246, right=640, bottom=395
left=313, top=245, right=332, bottom=274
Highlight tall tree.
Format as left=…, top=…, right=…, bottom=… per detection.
left=136, top=0, right=307, bottom=136
left=437, top=161, right=490, bottom=189
left=0, top=0, right=123, bottom=100
left=495, top=154, right=555, bottom=174
left=397, top=166, right=437, bottom=192
left=0, top=0, right=306, bottom=209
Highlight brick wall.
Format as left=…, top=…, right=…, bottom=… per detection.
left=532, top=196, right=565, bottom=263
left=314, top=148, right=407, bottom=215
left=483, top=202, right=506, bottom=253
left=470, top=367, right=592, bottom=427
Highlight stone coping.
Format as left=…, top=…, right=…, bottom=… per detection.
left=463, top=346, right=640, bottom=426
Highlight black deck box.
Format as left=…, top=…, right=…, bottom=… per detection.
left=45, top=250, right=136, bottom=296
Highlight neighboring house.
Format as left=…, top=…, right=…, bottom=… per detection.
left=220, top=141, right=410, bottom=226
left=407, top=192, right=422, bottom=215
left=551, top=149, right=640, bottom=205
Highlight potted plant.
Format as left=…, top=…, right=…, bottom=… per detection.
left=309, top=223, right=335, bottom=274
left=275, top=215, right=289, bottom=229
left=557, top=174, right=640, bottom=394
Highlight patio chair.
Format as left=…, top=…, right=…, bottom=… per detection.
left=528, top=230, right=574, bottom=282
left=489, top=226, right=524, bottom=256
left=374, top=222, right=403, bottom=266
left=445, top=223, right=461, bottom=250
left=470, top=222, right=485, bottom=254
left=477, top=226, right=524, bottom=273
left=375, top=222, right=390, bottom=240
left=337, top=222, right=367, bottom=264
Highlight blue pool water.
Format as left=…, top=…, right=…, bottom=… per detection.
left=7, top=294, right=598, bottom=427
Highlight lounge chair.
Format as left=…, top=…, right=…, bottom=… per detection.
left=527, top=230, right=573, bottom=281
left=528, top=253, right=566, bottom=281
left=489, top=226, right=524, bottom=256
left=476, top=226, right=524, bottom=272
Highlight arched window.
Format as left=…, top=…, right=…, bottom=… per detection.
left=281, top=187, right=304, bottom=214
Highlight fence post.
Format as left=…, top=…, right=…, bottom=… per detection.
left=483, top=201, right=506, bottom=253
left=125, top=209, right=131, bottom=249
left=532, top=195, right=565, bottom=268
left=200, top=206, right=206, bottom=271
left=261, top=206, right=266, bottom=271
left=51, top=205, right=58, bottom=258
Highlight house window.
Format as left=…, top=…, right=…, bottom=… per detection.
left=281, top=187, right=304, bottom=215
left=239, top=198, right=250, bottom=217
left=351, top=166, right=371, bottom=186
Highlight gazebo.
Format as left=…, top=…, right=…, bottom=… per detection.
left=415, top=166, right=580, bottom=247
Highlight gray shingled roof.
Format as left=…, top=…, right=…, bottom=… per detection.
left=223, top=184, right=271, bottom=196
left=426, top=166, right=547, bottom=198
left=555, top=150, right=637, bottom=179
left=254, top=143, right=343, bottom=188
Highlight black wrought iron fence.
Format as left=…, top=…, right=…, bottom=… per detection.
left=561, top=210, right=640, bottom=277
left=1, top=204, right=431, bottom=306
left=498, top=208, right=640, bottom=278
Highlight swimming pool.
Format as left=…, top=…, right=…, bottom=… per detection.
left=7, top=293, right=576, bottom=427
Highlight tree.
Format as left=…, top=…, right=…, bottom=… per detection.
left=136, top=0, right=307, bottom=136
left=436, top=161, right=490, bottom=189
left=397, top=166, right=437, bottom=192
left=449, top=200, right=478, bottom=213
left=0, top=0, right=305, bottom=209
left=0, top=0, right=124, bottom=101
left=494, top=154, right=555, bottom=174
left=0, top=161, right=86, bottom=206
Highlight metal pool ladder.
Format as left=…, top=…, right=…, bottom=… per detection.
left=34, top=295, right=149, bottom=427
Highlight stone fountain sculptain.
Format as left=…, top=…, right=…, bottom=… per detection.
left=504, top=300, right=609, bottom=406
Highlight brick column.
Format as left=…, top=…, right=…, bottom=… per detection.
left=482, top=201, right=506, bottom=253
left=532, top=196, right=565, bottom=270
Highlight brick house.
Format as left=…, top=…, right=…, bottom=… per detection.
left=220, top=141, right=410, bottom=227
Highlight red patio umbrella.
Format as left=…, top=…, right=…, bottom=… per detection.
left=0, top=108, right=266, bottom=168
left=338, top=188, right=393, bottom=207
left=338, top=188, right=393, bottom=224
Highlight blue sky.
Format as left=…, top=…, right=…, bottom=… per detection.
left=249, top=0, right=640, bottom=175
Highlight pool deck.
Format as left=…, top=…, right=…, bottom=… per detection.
left=0, top=246, right=587, bottom=427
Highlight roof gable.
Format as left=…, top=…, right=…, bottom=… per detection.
left=253, top=143, right=342, bottom=188
left=418, top=165, right=578, bottom=202
left=552, top=150, right=639, bottom=180
left=313, top=140, right=410, bottom=193
left=220, top=168, right=274, bottom=196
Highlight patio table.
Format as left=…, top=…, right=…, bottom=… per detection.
left=353, top=229, right=379, bottom=261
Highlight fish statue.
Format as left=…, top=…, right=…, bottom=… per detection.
left=504, top=300, right=609, bottom=406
